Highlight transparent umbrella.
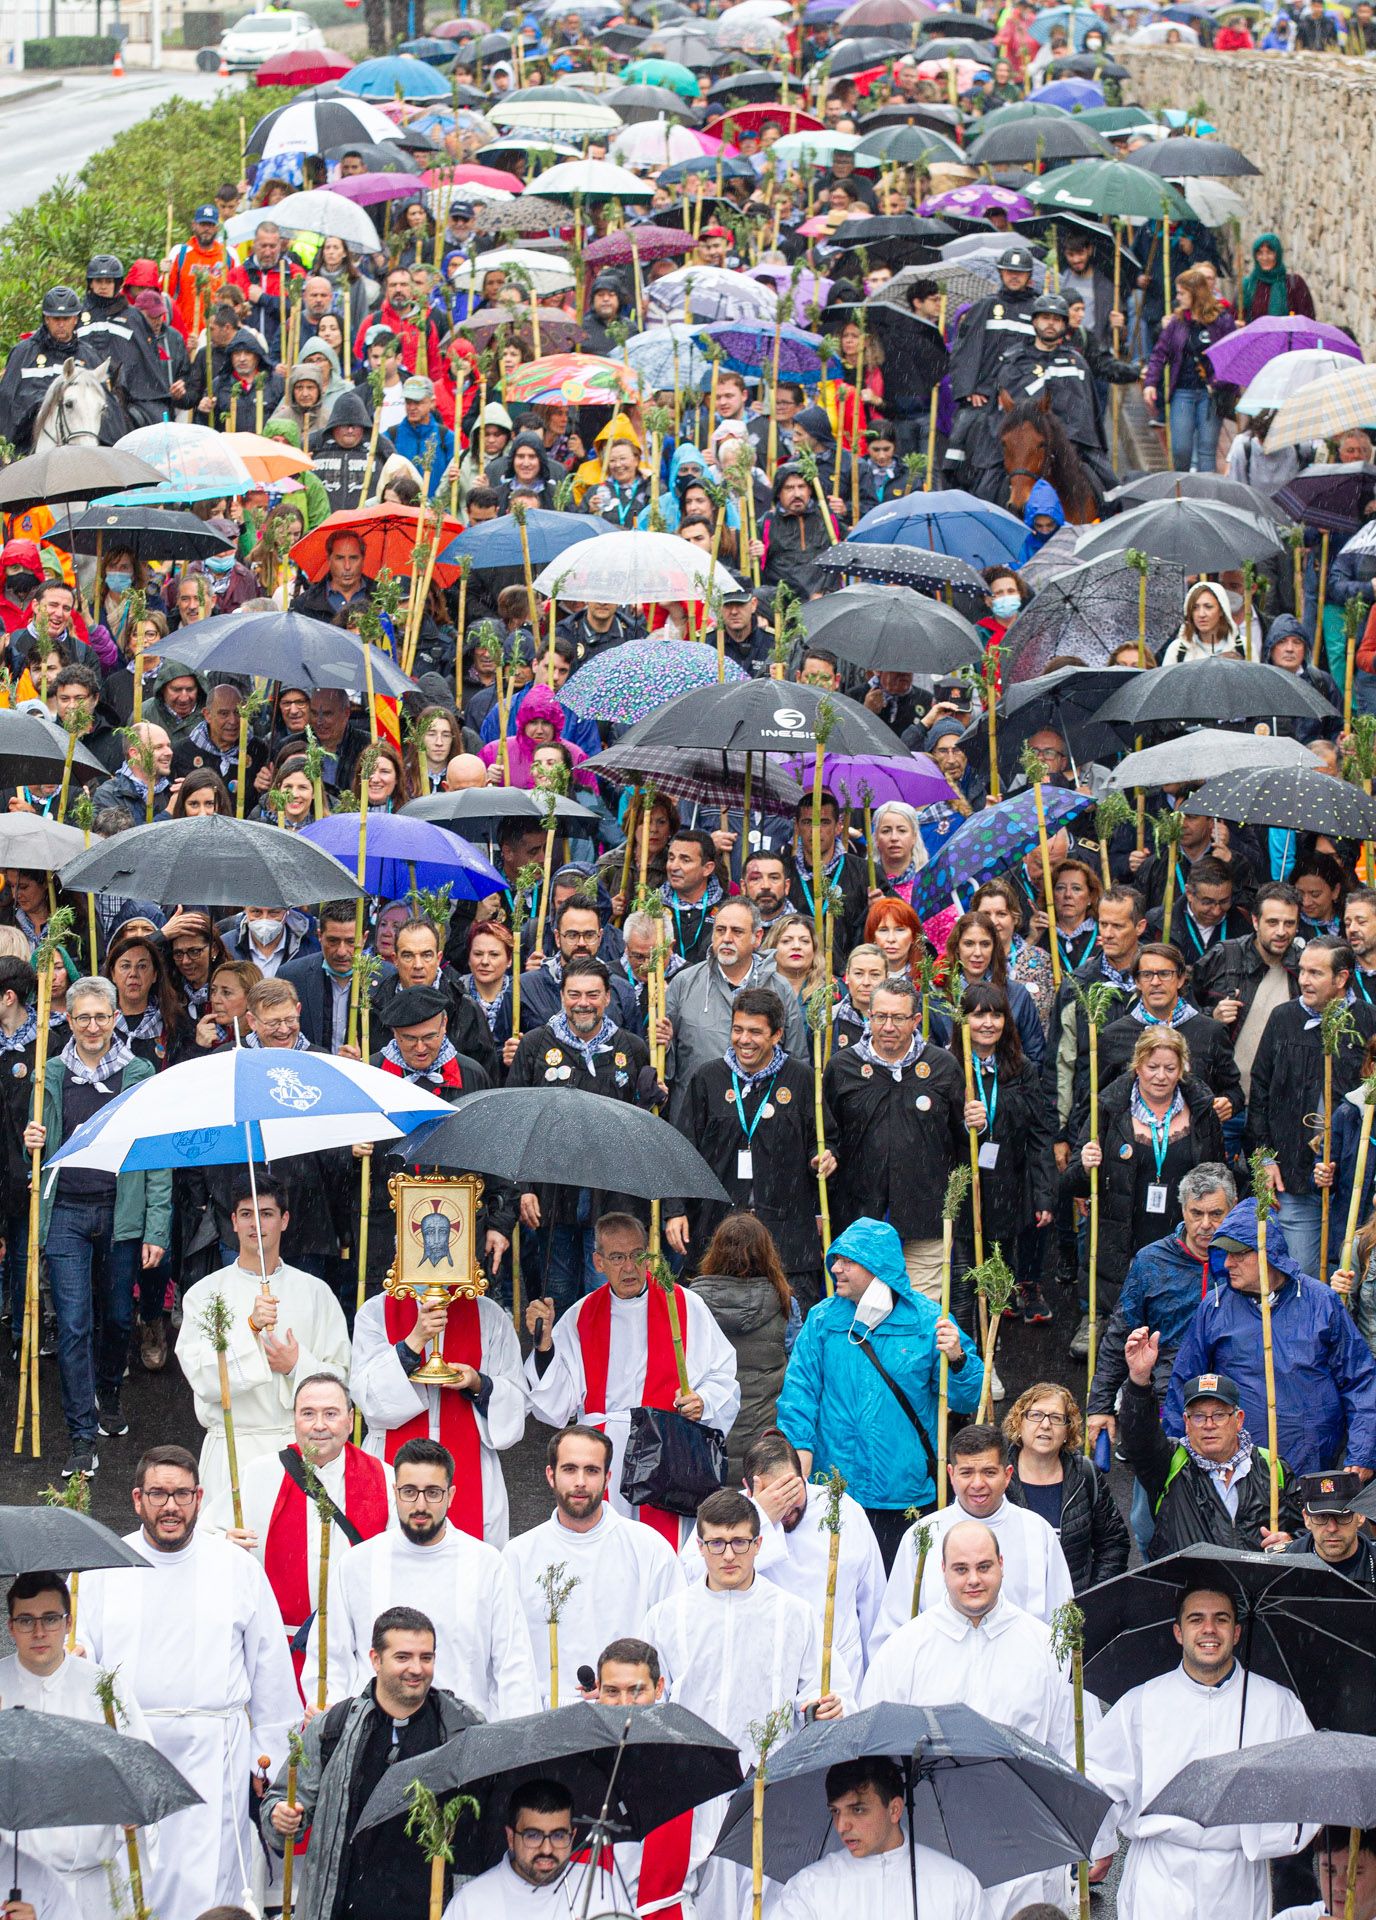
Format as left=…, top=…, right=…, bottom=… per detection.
left=112, top=424, right=254, bottom=504
left=533, top=530, right=740, bottom=605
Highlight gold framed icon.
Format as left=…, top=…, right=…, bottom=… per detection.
left=385, top=1173, right=487, bottom=1382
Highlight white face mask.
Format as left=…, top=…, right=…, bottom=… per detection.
left=246, top=915, right=286, bottom=949
left=851, top=1278, right=894, bottom=1332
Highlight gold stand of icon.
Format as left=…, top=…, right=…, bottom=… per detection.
left=384, top=1173, right=487, bottom=1385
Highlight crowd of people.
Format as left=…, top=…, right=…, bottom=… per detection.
left=2, top=0, right=1376, bottom=1917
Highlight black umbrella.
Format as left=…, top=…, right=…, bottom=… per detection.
left=1080, top=1544, right=1376, bottom=1732
left=321, top=140, right=422, bottom=174
left=58, top=815, right=364, bottom=910
left=859, top=306, right=950, bottom=392
left=44, top=504, right=236, bottom=563
left=1146, top=1730, right=1376, bottom=1828
left=0, top=1505, right=150, bottom=1574
left=610, top=680, right=909, bottom=758
left=0, top=448, right=164, bottom=514
left=1274, top=465, right=1376, bottom=537
left=1073, top=498, right=1286, bottom=571
left=919, top=10, right=998, bottom=35
left=583, top=743, right=805, bottom=810
left=827, top=214, right=953, bottom=250
left=1013, top=209, right=1142, bottom=280
left=0, top=1709, right=201, bottom=1834
left=912, top=34, right=990, bottom=58
left=816, top=541, right=988, bottom=596
left=608, top=82, right=700, bottom=122
left=856, top=101, right=964, bottom=133
left=0, top=710, right=107, bottom=788
left=966, top=118, right=1114, bottom=166
left=705, top=67, right=777, bottom=97
left=1090, top=659, right=1337, bottom=732
left=1180, top=764, right=1376, bottom=840
left=1107, top=469, right=1292, bottom=527
left=394, top=1087, right=730, bottom=1202
left=798, top=582, right=983, bottom=674
left=1001, top=553, right=1189, bottom=683
left=1046, top=50, right=1132, bottom=77
left=960, top=665, right=1139, bottom=782
left=144, top=609, right=419, bottom=699
left=355, top=1702, right=741, bottom=1876
left=1125, top=137, right=1260, bottom=179
left=823, top=35, right=908, bottom=72
left=711, top=1703, right=1110, bottom=1895
left=401, top=789, right=597, bottom=826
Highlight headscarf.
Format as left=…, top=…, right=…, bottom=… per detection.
left=1243, top=232, right=1290, bottom=319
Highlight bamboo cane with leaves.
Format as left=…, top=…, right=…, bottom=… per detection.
left=116, top=723, right=160, bottom=826
left=530, top=765, right=570, bottom=960
left=748, top=1705, right=794, bottom=1920
left=95, top=1669, right=152, bottom=1920
left=1073, top=978, right=1121, bottom=1418
left=232, top=684, right=268, bottom=820
left=1345, top=712, right=1376, bottom=885
left=405, top=1778, right=479, bottom=1920
left=510, top=861, right=542, bottom=1039
left=41, top=1472, right=89, bottom=1648
left=295, top=1442, right=339, bottom=1711
left=15, top=904, right=74, bottom=1459
left=815, top=1466, right=846, bottom=1694
left=905, top=1512, right=934, bottom=1618
left=1319, top=997, right=1360, bottom=1284
left=538, top=1561, right=579, bottom=1708
left=970, top=1245, right=1015, bottom=1425
left=968, top=642, right=1002, bottom=802
left=938, top=1164, right=972, bottom=1504
left=808, top=697, right=838, bottom=961
left=1051, top=1601, right=1091, bottom=1920
left=1123, top=547, right=1152, bottom=848
left=1249, top=1147, right=1282, bottom=1534
left=1338, top=1072, right=1376, bottom=1306
left=804, top=984, right=834, bottom=1270
left=1094, top=791, right=1132, bottom=893
left=197, top=1291, right=244, bottom=1529
left=280, top=1726, right=307, bottom=1920
left=1153, top=805, right=1186, bottom=947
left=1021, top=742, right=1063, bottom=984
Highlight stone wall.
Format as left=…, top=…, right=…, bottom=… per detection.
left=1116, top=47, right=1372, bottom=343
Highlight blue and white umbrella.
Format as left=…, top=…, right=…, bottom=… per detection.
left=46, top=1049, right=452, bottom=1178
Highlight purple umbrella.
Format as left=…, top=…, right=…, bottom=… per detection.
left=585, top=224, right=697, bottom=267
left=1031, top=77, right=1105, bottom=109
left=780, top=751, right=955, bottom=811
left=1273, top=463, right=1376, bottom=536
left=696, top=321, right=828, bottom=383
left=749, top=263, right=835, bottom=326
left=921, top=183, right=1033, bottom=222
left=1206, top=317, right=1364, bottom=391
left=326, top=173, right=429, bottom=207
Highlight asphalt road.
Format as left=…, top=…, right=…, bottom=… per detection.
left=0, top=68, right=230, bottom=223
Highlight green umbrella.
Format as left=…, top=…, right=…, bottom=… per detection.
left=975, top=99, right=1073, bottom=134
left=1078, top=105, right=1160, bottom=134
left=622, top=56, right=701, bottom=97
left=1023, top=157, right=1193, bottom=223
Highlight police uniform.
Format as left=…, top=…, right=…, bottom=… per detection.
left=0, top=288, right=116, bottom=453
left=77, top=257, right=170, bottom=429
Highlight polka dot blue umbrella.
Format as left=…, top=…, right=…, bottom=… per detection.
left=912, top=786, right=1094, bottom=919
left=695, top=321, right=830, bottom=385
left=562, top=638, right=748, bottom=726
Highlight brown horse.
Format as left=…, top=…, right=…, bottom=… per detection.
left=997, top=395, right=1101, bottom=525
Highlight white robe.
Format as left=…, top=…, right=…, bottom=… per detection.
left=860, top=1593, right=1079, bottom=1920
left=203, top=1446, right=394, bottom=1628
left=870, top=1497, right=1075, bottom=1655
left=443, top=1855, right=584, bottom=1918
left=350, top=1291, right=527, bottom=1547
left=0, top=1651, right=157, bottom=1920
left=0, top=1841, right=84, bottom=1920
left=78, top=1529, right=298, bottom=1920
left=524, top=1285, right=740, bottom=1544
left=502, top=1504, right=684, bottom=1707
left=176, top=1260, right=351, bottom=1508
left=1087, top=1662, right=1315, bottom=1920
left=680, top=1485, right=886, bottom=1681
left=775, top=1836, right=987, bottom=1920
left=312, top=1522, right=541, bottom=1719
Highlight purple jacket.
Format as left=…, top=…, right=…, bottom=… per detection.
left=1144, top=307, right=1237, bottom=395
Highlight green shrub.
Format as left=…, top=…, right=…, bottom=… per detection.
left=295, top=0, right=357, bottom=25
left=22, top=34, right=118, bottom=66
left=0, top=86, right=298, bottom=350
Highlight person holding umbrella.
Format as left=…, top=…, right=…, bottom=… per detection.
left=1086, top=1579, right=1315, bottom=1920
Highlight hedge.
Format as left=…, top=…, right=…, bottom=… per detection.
left=0, top=85, right=297, bottom=352
left=22, top=34, right=119, bottom=66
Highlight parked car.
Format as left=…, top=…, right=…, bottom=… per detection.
left=218, top=9, right=327, bottom=69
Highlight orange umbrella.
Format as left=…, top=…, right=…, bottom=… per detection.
left=221, top=432, right=316, bottom=483
left=290, top=503, right=466, bottom=585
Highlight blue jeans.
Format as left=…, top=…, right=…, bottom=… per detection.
left=530, top=1221, right=599, bottom=1318
left=1168, top=387, right=1221, bottom=473
left=1275, top=1188, right=1322, bottom=1277
left=45, top=1196, right=139, bottom=1447
left=1130, top=1478, right=1155, bottom=1559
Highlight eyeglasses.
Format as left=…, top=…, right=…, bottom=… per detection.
left=514, top=1828, right=572, bottom=1847
left=700, top=1536, right=759, bottom=1557
left=1137, top=969, right=1180, bottom=983
left=397, top=1484, right=450, bottom=1504
left=1185, top=1408, right=1234, bottom=1426
left=257, top=1017, right=300, bottom=1033
left=172, top=943, right=210, bottom=959
left=70, top=1012, right=114, bottom=1026
left=598, top=1248, right=648, bottom=1267
left=9, top=1612, right=68, bottom=1633
left=1023, top=1410, right=1066, bottom=1428
left=140, top=1486, right=197, bottom=1508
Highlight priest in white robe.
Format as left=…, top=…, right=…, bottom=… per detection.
left=443, top=1782, right=586, bottom=1919
left=0, top=1574, right=157, bottom=1920
left=524, top=1212, right=739, bottom=1548
left=502, top=1425, right=683, bottom=1707
left=859, top=1519, right=1079, bottom=1920
left=351, top=1279, right=526, bottom=1547
left=176, top=1173, right=350, bottom=1508
left=311, top=1433, right=540, bottom=1719
left=1088, top=1581, right=1315, bottom=1920
left=870, top=1425, right=1073, bottom=1655
left=77, top=1445, right=298, bottom=1920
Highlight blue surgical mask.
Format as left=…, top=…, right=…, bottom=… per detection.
left=204, top=554, right=234, bottom=576
left=991, top=594, right=1021, bottom=620
left=105, top=570, right=132, bottom=594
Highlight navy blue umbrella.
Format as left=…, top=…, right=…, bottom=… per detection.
left=913, top=786, right=1094, bottom=918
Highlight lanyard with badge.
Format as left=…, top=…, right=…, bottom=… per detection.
left=731, top=1067, right=778, bottom=1183
left=1145, top=1110, right=1171, bottom=1215
left=973, top=1053, right=1000, bottom=1170
left=669, top=893, right=713, bottom=955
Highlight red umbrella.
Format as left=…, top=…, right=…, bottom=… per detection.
left=421, top=163, right=526, bottom=193
left=255, top=47, right=355, bottom=85
left=700, top=104, right=824, bottom=141
left=291, top=504, right=466, bottom=587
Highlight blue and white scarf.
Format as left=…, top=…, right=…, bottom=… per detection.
left=1130, top=1082, right=1186, bottom=1133
left=723, top=1042, right=786, bottom=1094
left=548, top=1008, right=618, bottom=1074
left=59, top=1032, right=134, bottom=1087
left=854, top=1031, right=923, bottom=1080
left=245, top=1030, right=311, bottom=1052
left=0, top=1009, right=37, bottom=1055
left=381, top=1034, right=459, bottom=1086
left=1132, top=996, right=1198, bottom=1028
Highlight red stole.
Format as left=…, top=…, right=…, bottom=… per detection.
left=580, top=1812, right=693, bottom=1920
left=383, top=1294, right=486, bottom=1541
left=378, top=1054, right=465, bottom=1089
left=577, top=1282, right=687, bottom=1547
left=263, top=1444, right=391, bottom=1631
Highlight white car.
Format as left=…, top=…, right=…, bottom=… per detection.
left=218, top=8, right=328, bottom=69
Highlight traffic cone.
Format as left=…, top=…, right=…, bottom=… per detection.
left=111, top=45, right=124, bottom=75
left=218, top=48, right=228, bottom=75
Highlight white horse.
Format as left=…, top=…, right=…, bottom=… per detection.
left=30, top=356, right=114, bottom=451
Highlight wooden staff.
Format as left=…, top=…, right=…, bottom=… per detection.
left=750, top=1708, right=792, bottom=1920
left=281, top=1728, right=305, bottom=1920
left=1051, top=1603, right=1091, bottom=1920
left=15, top=910, right=69, bottom=1458
left=984, top=646, right=1001, bottom=802
left=95, top=1672, right=151, bottom=1920
left=539, top=1561, right=577, bottom=1709
left=1250, top=1149, right=1281, bottom=1533
left=808, top=990, right=833, bottom=1274
left=1315, top=529, right=1332, bottom=670
left=960, top=1019, right=986, bottom=1269
left=938, top=1165, right=972, bottom=1508
left=1340, top=1078, right=1376, bottom=1283
left=818, top=1467, right=845, bottom=1696
left=1319, top=1000, right=1359, bottom=1285
left=198, top=1292, right=243, bottom=1528
left=1024, top=750, right=1061, bottom=987
left=1345, top=597, right=1370, bottom=735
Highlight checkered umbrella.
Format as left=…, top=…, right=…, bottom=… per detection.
left=584, top=742, right=804, bottom=809
left=1264, top=360, right=1376, bottom=454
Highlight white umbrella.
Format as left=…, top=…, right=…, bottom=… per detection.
left=1183, top=177, right=1246, bottom=227
left=225, top=190, right=381, bottom=254
left=645, top=265, right=777, bottom=325
left=1124, top=19, right=1200, bottom=39
left=489, top=96, right=623, bottom=133
left=1237, top=349, right=1364, bottom=418
left=1106, top=731, right=1321, bottom=792
left=610, top=119, right=708, bottom=168
left=534, top=530, right=741, bottom=605
left=456, top=247, right=577, bottom=296
left=523, top=158, right=657, bottom=200
left=714, top=9, right=790, bottom=48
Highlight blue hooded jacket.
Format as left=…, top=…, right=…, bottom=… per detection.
left=1163, top=1196, right=1376, bottom=1473
left=774, top=1217, right=984, bottom=1510
left=1016, top=479, right=1065, bottom=563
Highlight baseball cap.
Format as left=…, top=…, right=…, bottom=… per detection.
left=449, top=200, right=475, bottom=220
left=1299, top=1469, right=1362, bottom=1514
left=1182, top=1373, right=1243, bottom=1411
left=721, top=586, right=756, bottom=605
left=193, top=204, right=218, bottom=224
left=402, top=375, right=435, bottom=400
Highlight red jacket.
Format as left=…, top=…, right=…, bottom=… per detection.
left=352, top=299, right=442, bottom=381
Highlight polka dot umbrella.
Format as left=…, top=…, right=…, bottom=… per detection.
left=1178, top=765, right=1376, bottom=842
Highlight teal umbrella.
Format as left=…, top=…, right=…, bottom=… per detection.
left=621, top=56, right=701, bottom=96
left=1023, top=158, right=1193, bottom=222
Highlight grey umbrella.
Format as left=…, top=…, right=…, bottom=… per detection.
left=1073, top=499, right=1285, bottom=571
left=1106, top=732, right=1321, bottom=792
left=0, top=816, right=88, bottom=869
left=798, top=582, right=984, bottom=676
left=0, top=448, right=164, bottom=514
left=0, top=1505, right=150, bottom=1574
left=0, top=711, right=107, bottom=789
left=1145, top=1729, right=1376, bottom=1829
left=1106, top=470, right=1292, bottom=527
left=0, top=1709, right=200, bottom=1834
left=401, top=790, right=597, bottom=825
left=58, top=815, right=363, bottom=909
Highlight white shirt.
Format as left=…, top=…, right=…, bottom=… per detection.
left=503, top=1504, right=683, bottom=1706
left=314, top=1522, right=541, bottom=1719
left=443, top=1855, right=582, bottom=1918
left=870, top=1496, right=1074, bottom=1654
left=776, top=1836, right=986, bottom=1920
left=176, top=1259, right=350, bottom=1508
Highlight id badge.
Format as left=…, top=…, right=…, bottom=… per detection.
left=978, top=1142, right=1000, bottom=1169
left=737, top=1150, right=754, bottom=1182
left=1145, top=1183, right=1168, bottom=1214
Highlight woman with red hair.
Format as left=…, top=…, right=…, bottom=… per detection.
left=863, top=896, right=925, bottom=981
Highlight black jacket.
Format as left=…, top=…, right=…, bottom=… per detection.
left=1119, top=1376, right=1303, bottom=1558
left=1245, top=995, right=1376, bottom=1193
left=673, top=1054, right=821, bottom=1273
left=787, top=850, right=871, bottom=969
left=279, top=954, right=355, bottom=1053
left=1131, top=845, right=1259, bottom=918
left=1193, top=932, right=1301, bottom=1029
left=823, top=1040, right=967, bottom=1242
left=310, top=389, right=396, bottom=514
left=948, top=284, right=1038, bottom=403
left=0, top=1035, right=36, bottom=1219
left=1007, top=1446, right=1131, bottom=1592
left=514, top=958, right=639, bottom=1038
left=1283, top=1528, right=1376, bottom=1584
left=0, top=327, right=117, bottom=451
left=505, top=1021, right=654, bottom=1226
left=762, top=501, right=837, bottom=600
left=78, top=293, right=169, bottom=425
left=1085, top=1006, right=1243, bottom=1135
left=951, top=1052, right=1056, bottom=1256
